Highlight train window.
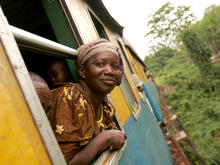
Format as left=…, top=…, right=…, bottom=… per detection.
left=117, top=40, right=134, bottom=74
left=87, top=9, right=109, bottom=40
left=116, top=39, right=141, bottom=119
left=87, top=3, right=141, bottom=120
left=0, top=0, right=80, bottom=164
left=1, top=0, right=55, bottom=40
left=1, top=0, right=80, bottom=81
left=124, top=45, right=147, bottom=82
left=120, top=74, right=141, bottom=119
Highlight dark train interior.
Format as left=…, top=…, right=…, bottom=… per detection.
left=0, top=0, right=73, bottom=87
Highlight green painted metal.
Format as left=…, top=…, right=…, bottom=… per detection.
left=41, top=0, right=79, bottom=82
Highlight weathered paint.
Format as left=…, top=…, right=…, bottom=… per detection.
left=106, top=40, right=141, bottom=123
left=0, top=43, right=51, bottom=164
left=119, top=100, right=173, bottom=165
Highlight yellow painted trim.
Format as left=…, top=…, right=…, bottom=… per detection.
left=121, top=53, right=141, bottom=102
left=125, top=48, right=143, bottom=79
left=0, top=43, right=51, bottom=165
left=110, top=86, right=131, bottom=125
left=134, top=58, right=148, bottom=82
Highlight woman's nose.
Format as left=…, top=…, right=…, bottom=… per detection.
left=104, top=65, right=114, bottom=74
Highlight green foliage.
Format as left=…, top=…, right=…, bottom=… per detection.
left=147, top=51, right=220, bottom=164
left=180, top=28, right=212, bottom=77
left=145, top=4, right=220, bottom=164
left=144, top=47, right=178, bottom=76
left=146, top=2, right=196, bottom=51
left=193, top=5, right=220, bottom=53
left=179, top=5, right=220, bottom=78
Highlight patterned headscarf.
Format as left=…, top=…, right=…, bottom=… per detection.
left=77, top=38, right=124, bottom=85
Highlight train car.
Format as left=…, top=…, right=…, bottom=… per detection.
left=0, top=0, right=172, bottom=164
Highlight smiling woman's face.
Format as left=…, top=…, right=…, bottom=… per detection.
left=80, top=52, right=121, bottom=95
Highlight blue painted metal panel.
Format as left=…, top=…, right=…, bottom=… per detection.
left=142, top=81, right=163, bottom=121
left=119, top=101, right=173, bottom=165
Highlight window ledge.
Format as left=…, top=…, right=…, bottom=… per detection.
left=94, top=142, right=126, bottom=165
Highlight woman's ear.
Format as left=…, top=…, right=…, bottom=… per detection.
left=78, top=65, right=86, bottom=79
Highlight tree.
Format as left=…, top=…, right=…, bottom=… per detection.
left=181, top=29, right=212, bottom=76
left=180, top=5, right=220, bottom=78
left=191, top=5, right=220, bottom=54
left=145, top=2, right=196, bottom=52
left=144, top=47, right=178, bottom=75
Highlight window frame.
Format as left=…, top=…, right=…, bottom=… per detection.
left=0, top=8, right=67, bottom=165
left=86, top=4, right=110, bottom=40
left=120, top=74, right=142, bottom=120
left=117, top=39, right=142, bottom=120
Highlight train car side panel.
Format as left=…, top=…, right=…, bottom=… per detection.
left=119, top=100, right=173, bottom=165
left=0, top=42, right=51, bottom=165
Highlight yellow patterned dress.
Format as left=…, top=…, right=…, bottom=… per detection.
left=48, top=82, right=115, bottom=162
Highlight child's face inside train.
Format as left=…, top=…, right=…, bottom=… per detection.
left=48, top=61, right=72, bottom=87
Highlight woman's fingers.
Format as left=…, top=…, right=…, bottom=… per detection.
left=107, top=122, right=118, bottom=130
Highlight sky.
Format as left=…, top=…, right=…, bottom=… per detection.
left=102, top=0, right=220, bottom=60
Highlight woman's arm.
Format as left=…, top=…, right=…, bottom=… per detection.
left=69, top=130, right=126, bottom=165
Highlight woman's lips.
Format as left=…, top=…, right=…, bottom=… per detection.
left=100, top=79, right=115, bottom=85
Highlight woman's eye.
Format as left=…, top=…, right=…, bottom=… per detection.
left=95, top=62, right=104, bottom=67
left=113, top=64, right=119, bottom=70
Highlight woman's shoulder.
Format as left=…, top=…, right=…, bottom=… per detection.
left=51, top=82, right=85, bottom=100
left=51, top=82, right=81, bottom=91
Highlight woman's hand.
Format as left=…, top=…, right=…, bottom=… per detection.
left=107, top=122, right=118, bottom=130
left=69, top=130, right=126, bottom=165
left=105, top=130, right=127, bottom=150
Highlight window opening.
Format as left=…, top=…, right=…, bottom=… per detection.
left=117, top=40, right=134, bottom=74
left=120, top=75, right=140, bottom=119
left=41, top=0, right=80, bottom=82
left=116, top=40, right=140, bottom=118
left=1, top=0, right=57, bottom=41
left=88, top=10, right=109, bottom=40
left=1, top=0, right=79, bottom=82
